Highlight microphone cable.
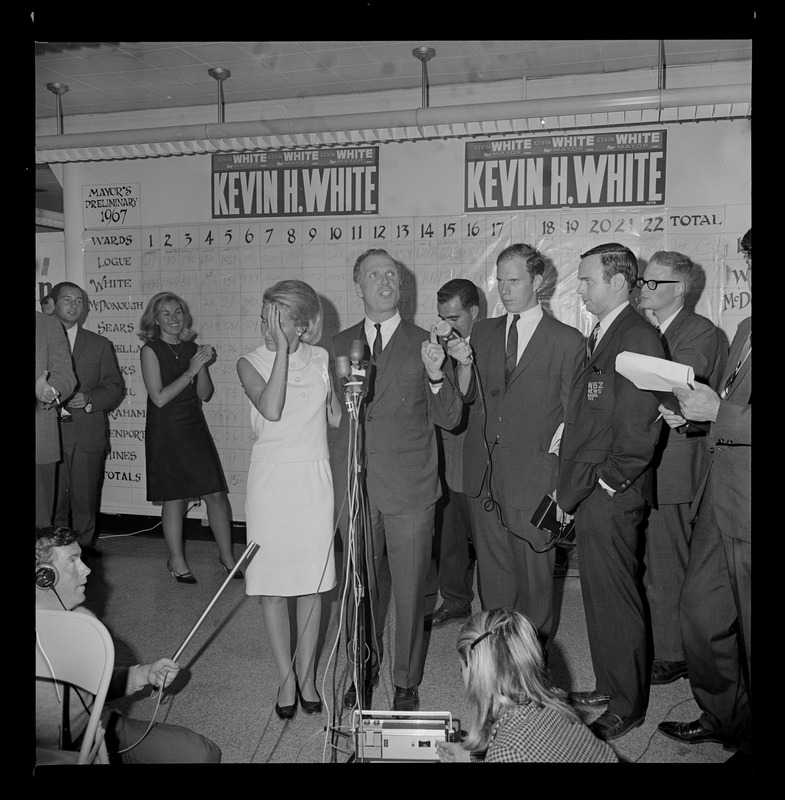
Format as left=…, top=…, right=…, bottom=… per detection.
left=469, top=354, right=565, bottom=554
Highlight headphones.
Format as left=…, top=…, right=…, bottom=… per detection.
left=35, top=563, right=59, bottom=589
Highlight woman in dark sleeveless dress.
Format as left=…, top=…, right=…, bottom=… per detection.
left=138, top=292, right=238, bottom=583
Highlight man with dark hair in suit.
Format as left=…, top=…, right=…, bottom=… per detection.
left=557, top=242, right=664, bottom=741
left=430, top=278, right=482, bottom=628
left=657, top=229, right=751, bottom=759
left=328, top=249, right=461, bottom=712
left=637, top=251, right=725, bottom=687
left=51, top=282, right=124, bottom=559
left=445, top=244, right=584, bottom=648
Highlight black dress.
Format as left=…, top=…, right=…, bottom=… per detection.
left=143, top=338, right=227, bottom=502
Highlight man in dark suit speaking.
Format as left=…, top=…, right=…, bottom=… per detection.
left=51, top=282, right=124, bottom=559
left=328, top=249, right=461, bottom=712
left=445, top=244, right=583, bottom=647
left=557, top=243, right=664, bottom=741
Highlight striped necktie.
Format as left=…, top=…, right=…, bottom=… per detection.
left=720, top=333, right=751, bottom=398
left=505, top=314, right=520, bottom=386
left=585, top=322, right=600, bottom=366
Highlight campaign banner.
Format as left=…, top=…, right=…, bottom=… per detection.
left=465, top=131, right=666, bottom=211
left=212, top=147, right=379, bottom=218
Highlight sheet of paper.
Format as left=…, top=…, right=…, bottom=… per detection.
left=615, top=351, right=695, bottom=391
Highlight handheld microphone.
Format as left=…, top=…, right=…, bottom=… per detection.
left=436, top=319, right=473, bottom=363
left=435, top=319, right=462, bottom=342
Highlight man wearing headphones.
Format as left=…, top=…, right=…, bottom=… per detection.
left=36, top=526, right=221, bottom=764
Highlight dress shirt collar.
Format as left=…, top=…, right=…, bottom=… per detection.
left=364, top=312, right=401, bottom=350
left=594, top=301, right=629, bottom=345
left=656, top=305, right=683, bottom=334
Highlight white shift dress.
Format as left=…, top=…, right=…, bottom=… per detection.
left=242, top=343, right=336, bottom=596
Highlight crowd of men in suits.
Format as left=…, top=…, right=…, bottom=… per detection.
left=34, top=232, right=750, bottom=754
left=330, top=236, right=750, bottom=755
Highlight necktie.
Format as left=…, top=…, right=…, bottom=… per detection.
left=504, top=314, right=520, bottom=386
left=721, top=333, right=751, bottom=398
left=372, top=323, right=383, bottom=361
left=585, top=322, right=600, bottom=366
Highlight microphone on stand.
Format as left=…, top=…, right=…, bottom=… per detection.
left=335, top=340, right=370, bottom=417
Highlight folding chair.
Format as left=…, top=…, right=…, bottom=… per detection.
left=35, top=608, right=115, bottom=765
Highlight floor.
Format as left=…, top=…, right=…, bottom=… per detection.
left=48, top=512, right=750, bottom=775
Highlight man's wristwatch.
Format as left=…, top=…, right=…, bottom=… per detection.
left=428, top=376, right=445, bottom=385
left=84, top=400, right=93, bottom=413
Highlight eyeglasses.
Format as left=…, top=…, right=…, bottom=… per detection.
left=636, top=278, right=680, bottom=290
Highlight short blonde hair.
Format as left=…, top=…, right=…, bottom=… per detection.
left=262, top=280, right=323, bottom=344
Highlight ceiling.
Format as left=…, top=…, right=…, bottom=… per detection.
left=34, top=40, right=752, bottom=227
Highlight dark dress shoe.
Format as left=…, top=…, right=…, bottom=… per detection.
left=568, top=690, right=612, bottom=707
left=166, top=561, right=197, bottom=584
left=344, top=681, right=375, bottom=710
left=275, top=700, right=297, bottom=721
left=658, top=719, right=737, bottom=746
left=650, top=659, right=688, bottom=685
left=80, top=543, right=103, bottom=559
left=392, top=686, right=419, bottom=712
left=219, top=558, right=244, bottom=579
left=297, top=682, right=323, bottom=715
left=590, top=710, right=645, bottom=741
left=430, top=605, right=471, bottom=628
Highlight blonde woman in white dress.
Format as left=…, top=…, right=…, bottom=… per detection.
left=238, top=280, right=341, bottom=720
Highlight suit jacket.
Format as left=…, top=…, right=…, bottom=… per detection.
left=462, top=311, right=584, bottom=519
left=691, top=316, right=751, bottom=542
left=652, top=306, right=726, bottom=505
left=61, top=326, right=124, bottom=453
left=36, top=313, right=77, bottom=464
left=437, top=357, right=471, bottom=494
left=557, top=304, right=664, bottom=514
left=327, top=318, right=462, bottom=515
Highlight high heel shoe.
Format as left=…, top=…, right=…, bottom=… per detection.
left=275, top=688, right=297, bottom=721
left=166, top=561, right=197, bottom=584
left=297, top=681, right=323, bottom=715
left=218, top=558, right=243, bottom=580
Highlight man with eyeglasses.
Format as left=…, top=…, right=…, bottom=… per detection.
left=51, top=282, right=124, bottom=559
left=657, top=229, right=751, bottom=762
left=636, top=252, right=725, bottom=690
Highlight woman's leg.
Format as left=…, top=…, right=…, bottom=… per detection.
left=202, top=491, right=236, bottom=568
left=260, top=596, right=296, bottom=706
left=162, top=499, right=189, bottom=573
left=295, top=593, right=322, bottom=701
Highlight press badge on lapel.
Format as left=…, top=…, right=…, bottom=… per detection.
left=587, top=380, right=604, bottom=401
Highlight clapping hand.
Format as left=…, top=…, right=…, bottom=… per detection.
left=189, top=344, right=214, bottom=376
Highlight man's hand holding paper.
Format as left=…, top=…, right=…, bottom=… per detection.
left=672, top=383, right=721, bottom=423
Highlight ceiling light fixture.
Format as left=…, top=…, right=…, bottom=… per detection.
left=208, top=67, right=231, bottom=123
left=46, top=82, right=69, bottom=135
left=412, top=47, right=436, bottom=109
